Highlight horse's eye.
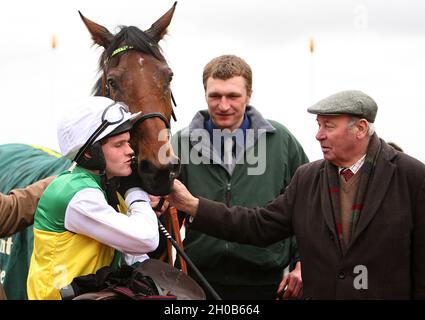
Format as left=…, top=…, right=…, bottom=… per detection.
left=107, top=78, right=117, bottom=90
left=168, top=72, right=173, bottom=83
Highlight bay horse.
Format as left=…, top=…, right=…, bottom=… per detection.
left=0, top=2, right=182, bottom=300
left=80, top=2, right=180, bottom=196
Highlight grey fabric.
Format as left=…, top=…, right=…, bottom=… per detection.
left=307, top=90, right=378, bottom=122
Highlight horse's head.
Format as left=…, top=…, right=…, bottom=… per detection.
left=79, top=3, right=180, bottom=196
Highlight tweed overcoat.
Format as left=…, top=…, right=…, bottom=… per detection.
left=193, top=139, right=425, bottom=299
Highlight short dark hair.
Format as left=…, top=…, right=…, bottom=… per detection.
left=202, top=55, right=252, bottom=93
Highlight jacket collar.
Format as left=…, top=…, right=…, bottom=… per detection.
left=350, top=137, right=397, bottom=246
left=182, top=105, right=276, bottom=138
left=205, top=112, right=251, bottom=136
left=319, top=135, right=398, bottom=255
left=204, top=113, right=251, bottom=154
left=180, top=106, right=276, bottom=173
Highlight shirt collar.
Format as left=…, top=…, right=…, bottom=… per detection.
left=205, top=113, right=251, bottom=142
left=338, top=154, right=366, bottom=174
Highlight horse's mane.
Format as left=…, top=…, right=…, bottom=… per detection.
left=93, top=25, right=165, bottom=96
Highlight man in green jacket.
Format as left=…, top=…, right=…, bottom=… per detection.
left=172, top=55, right=309, bottom=299
left=168, top=90, right=425, bottom=299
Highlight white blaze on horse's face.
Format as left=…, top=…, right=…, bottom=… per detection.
left=79, top=3, right=181, bottom=195
left=138, top=57, right=144, bottom=69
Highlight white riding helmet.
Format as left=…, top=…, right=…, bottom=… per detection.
left=58, top=96, right=141, bottom=162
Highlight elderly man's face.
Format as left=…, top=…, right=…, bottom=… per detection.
left=315, top=115, right=360, bottom=167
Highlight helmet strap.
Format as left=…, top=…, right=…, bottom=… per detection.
left=77, top=142, right=106, bottom=171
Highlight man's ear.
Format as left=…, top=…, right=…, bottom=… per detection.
left=356, top=119, right=369, bottom=138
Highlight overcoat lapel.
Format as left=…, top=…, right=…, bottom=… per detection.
left=320, top=163, right=343, bottom=255
left=350, top=144, right=396, bottom=246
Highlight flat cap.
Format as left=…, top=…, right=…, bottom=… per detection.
left=307, top=90, right=378, bottom=122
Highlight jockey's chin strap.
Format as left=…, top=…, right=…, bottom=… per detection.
left=101, top=172, right=120, bottom=211
left=104, top=45, right=178, bottom=123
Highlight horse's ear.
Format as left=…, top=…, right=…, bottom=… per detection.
left=145, top=2, right=177, bottom=43
left=79, top=11, right=114, bottom=48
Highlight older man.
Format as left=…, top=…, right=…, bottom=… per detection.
left=168, top=90, right=425, bottom=299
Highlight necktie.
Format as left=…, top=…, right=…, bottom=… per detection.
left=340, top=168, right=354, bottom=181
left=223, top=136, right=235, bottom=165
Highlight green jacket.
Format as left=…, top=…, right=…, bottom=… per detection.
left=172, top=106, right=309, bottom=286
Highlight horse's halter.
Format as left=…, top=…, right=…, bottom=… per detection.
left=103, top=45, right=177, bottom=131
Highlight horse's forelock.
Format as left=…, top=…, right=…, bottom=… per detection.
left=104, top=26, right=164, bottom=65
left=93, top=25, right=166, bottom=96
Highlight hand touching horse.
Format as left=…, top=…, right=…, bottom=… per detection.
left=0, top=3, right=182, bottom=300
left=80, top=2, right=180, bottom=196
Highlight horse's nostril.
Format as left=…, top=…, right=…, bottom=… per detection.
left=172, top=161, right=181, bottom=179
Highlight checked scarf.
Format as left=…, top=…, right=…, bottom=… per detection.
left=325, top=133, right=381, bottom=253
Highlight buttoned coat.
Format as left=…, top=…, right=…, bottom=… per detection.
left=193, top=139, right=425, bottom=299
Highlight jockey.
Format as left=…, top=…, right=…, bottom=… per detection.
left=27, top=96, right=159, bottom=300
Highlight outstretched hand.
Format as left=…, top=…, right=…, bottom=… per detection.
left=165, top=179, right=199, bottom=216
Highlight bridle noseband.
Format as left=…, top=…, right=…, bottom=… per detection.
left=133, top=112, right=170, bottom=129
left=103, top=45, right=177, bottom=130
